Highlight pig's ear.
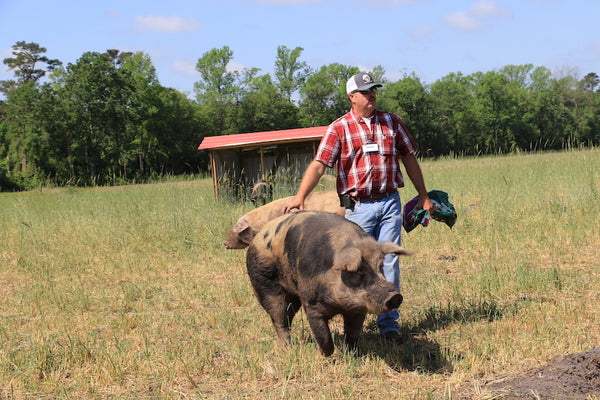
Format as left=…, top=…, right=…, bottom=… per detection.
left=378, top=242, right=413, bottom=256
left=333, top=248, right=362, bottom=272
left=232, top=218, right=250, bottom=234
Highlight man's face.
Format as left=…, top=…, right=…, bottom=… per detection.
left=349, top=88, right=377, bottom=117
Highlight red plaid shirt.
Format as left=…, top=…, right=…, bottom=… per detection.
left=315, top=109, right=417, bottom=198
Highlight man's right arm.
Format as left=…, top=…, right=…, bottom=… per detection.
left=282, top=160, right=327, bottom=214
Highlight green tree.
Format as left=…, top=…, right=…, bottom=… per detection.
left=237, top=73, right=299, bottom=133
left=142, top=86, right=206, bottom=175
left=429, top=72, right=478, bottom=155
left=118, top=51, right=161, bottom=177
left=194, top=46, right=253, bottom=135
left=1, top=41, right=61, bottom=94
left=274, top=45, right=310, bottom=101
left=104, top=49, right=135, bottom=67
left=516, top=66, right=558, bottom=150
left=298, top=63, right=359, bottom=127
left=498, top=64, right=534, bottom=87
left=575, top=73, right=600, bottom=145
left=377, top=73, right=433, bottom=154
left=581, top=72, right=599, bottom=92
left=54, top=51, right=134, bottom=184
left=0, top=108, right=17, bottom=189
left=0, top=41, right=62, bottom=187
left=0, top=80, right=61, bottom=188
left=2, top=81, right=41, bottom=178
left=529, top=66, right=553, bottom=92
left=587, top=89, right=600, bottom=145
left=497, top=66, right=541, bottom=151
left=472, top=71, right=524, bottom=152
left=194, top=46, right=239, bottom=101
left=366, top=65, right=387, bottom=86
left=552, top=73, right=594, bottom=148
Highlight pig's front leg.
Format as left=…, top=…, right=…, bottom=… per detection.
left=305, top=308, right=335, bottom=356
left=342, top=313, right=366, bottom=351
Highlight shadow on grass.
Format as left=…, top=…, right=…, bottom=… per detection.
left=346, top=299, right=508, bottom=373
left=415, top=298, right=505, bottom=332
left=357, top=331, right=450, bottom=373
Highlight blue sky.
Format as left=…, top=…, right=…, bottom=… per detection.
left=1, top=0, right=599, bottom=97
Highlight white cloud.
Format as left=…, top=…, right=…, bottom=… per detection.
left=133, top=15, right=203, bottom=33
left=443, top=0, right=512, bottom=32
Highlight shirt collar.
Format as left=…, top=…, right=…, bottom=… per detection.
left=348, top=109, right=379, bottom=124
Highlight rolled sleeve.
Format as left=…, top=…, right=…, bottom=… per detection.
left=315, top=125, right=341, bottom=168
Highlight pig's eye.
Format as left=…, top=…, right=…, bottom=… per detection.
left=341, top=269, right=366, bottom=287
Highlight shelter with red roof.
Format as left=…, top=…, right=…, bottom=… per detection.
left=198, top=126, right=328, bottom=202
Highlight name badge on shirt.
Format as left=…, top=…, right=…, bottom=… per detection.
left=362, top=143, right=379, bottom=153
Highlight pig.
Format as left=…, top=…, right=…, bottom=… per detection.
left=249, top=180, right=271, bottom=206
left=246, top=210, right=412, bottom=356
left=224, top=190, right=343, bottom=250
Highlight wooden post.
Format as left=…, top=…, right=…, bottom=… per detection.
left=210, top=151, right=218, bottom=202
left=259, top=146, right=266, bottom=181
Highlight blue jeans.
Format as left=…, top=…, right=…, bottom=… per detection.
left=344, top=191, right=403, bottom=334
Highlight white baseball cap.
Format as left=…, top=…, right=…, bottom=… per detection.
left=346, top=73, right=382, bottom=94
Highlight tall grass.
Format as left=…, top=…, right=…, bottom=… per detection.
left=0, top=149, right=599, bottom=399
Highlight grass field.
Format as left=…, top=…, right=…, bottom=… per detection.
left=1, top=148, right=599, bottom=399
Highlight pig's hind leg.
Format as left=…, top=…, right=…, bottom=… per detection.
left=246, top=248, right=301, bottom=346
left=247, top=251, right=293, bottom=344
left=264, top=292, right=301, bottom=346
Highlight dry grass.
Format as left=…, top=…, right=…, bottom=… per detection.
left=0, top=149, right=599, bottom=399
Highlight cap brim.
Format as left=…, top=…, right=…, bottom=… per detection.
left=357, top=83, right=382, bottom=91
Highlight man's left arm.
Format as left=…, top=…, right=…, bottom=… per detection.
left=400, top=153, right=435, bottom=214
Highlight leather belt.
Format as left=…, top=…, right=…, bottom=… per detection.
left=357, top=190, right=396, bottom=203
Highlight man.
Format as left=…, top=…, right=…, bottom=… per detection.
left=283, top=72, right=435, bottom=343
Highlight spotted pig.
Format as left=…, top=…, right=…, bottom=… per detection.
left=246, top=211, right=412, bottom=356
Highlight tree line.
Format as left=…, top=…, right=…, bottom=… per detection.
left=1, top=41, right=598, bottom=190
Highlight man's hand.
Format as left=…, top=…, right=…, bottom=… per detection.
left=282, top=197, right=304, bottom=214
left=401, top=153, right=435, bottom=215
left=282, top=160, right=326, bottom=214
left=418, top=195, right=436, bottom=215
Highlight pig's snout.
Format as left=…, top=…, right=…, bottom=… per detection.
left=367, top=282, right=404, bottom=314
left=385, top=293, right=403, bottom=310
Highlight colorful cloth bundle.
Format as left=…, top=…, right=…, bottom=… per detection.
left=403, top=190, right=457, bottom=233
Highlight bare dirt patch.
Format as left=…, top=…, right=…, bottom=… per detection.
left=461, top=347, right=600, bottom=399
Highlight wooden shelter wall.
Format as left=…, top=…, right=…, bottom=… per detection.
left=211, top=140, right=320, bottom=201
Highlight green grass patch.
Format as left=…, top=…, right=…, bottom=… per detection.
left=1, top=149, right=599, bottom=399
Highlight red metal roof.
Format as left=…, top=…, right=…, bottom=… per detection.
left=198, top=126, right=328, bottom=150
